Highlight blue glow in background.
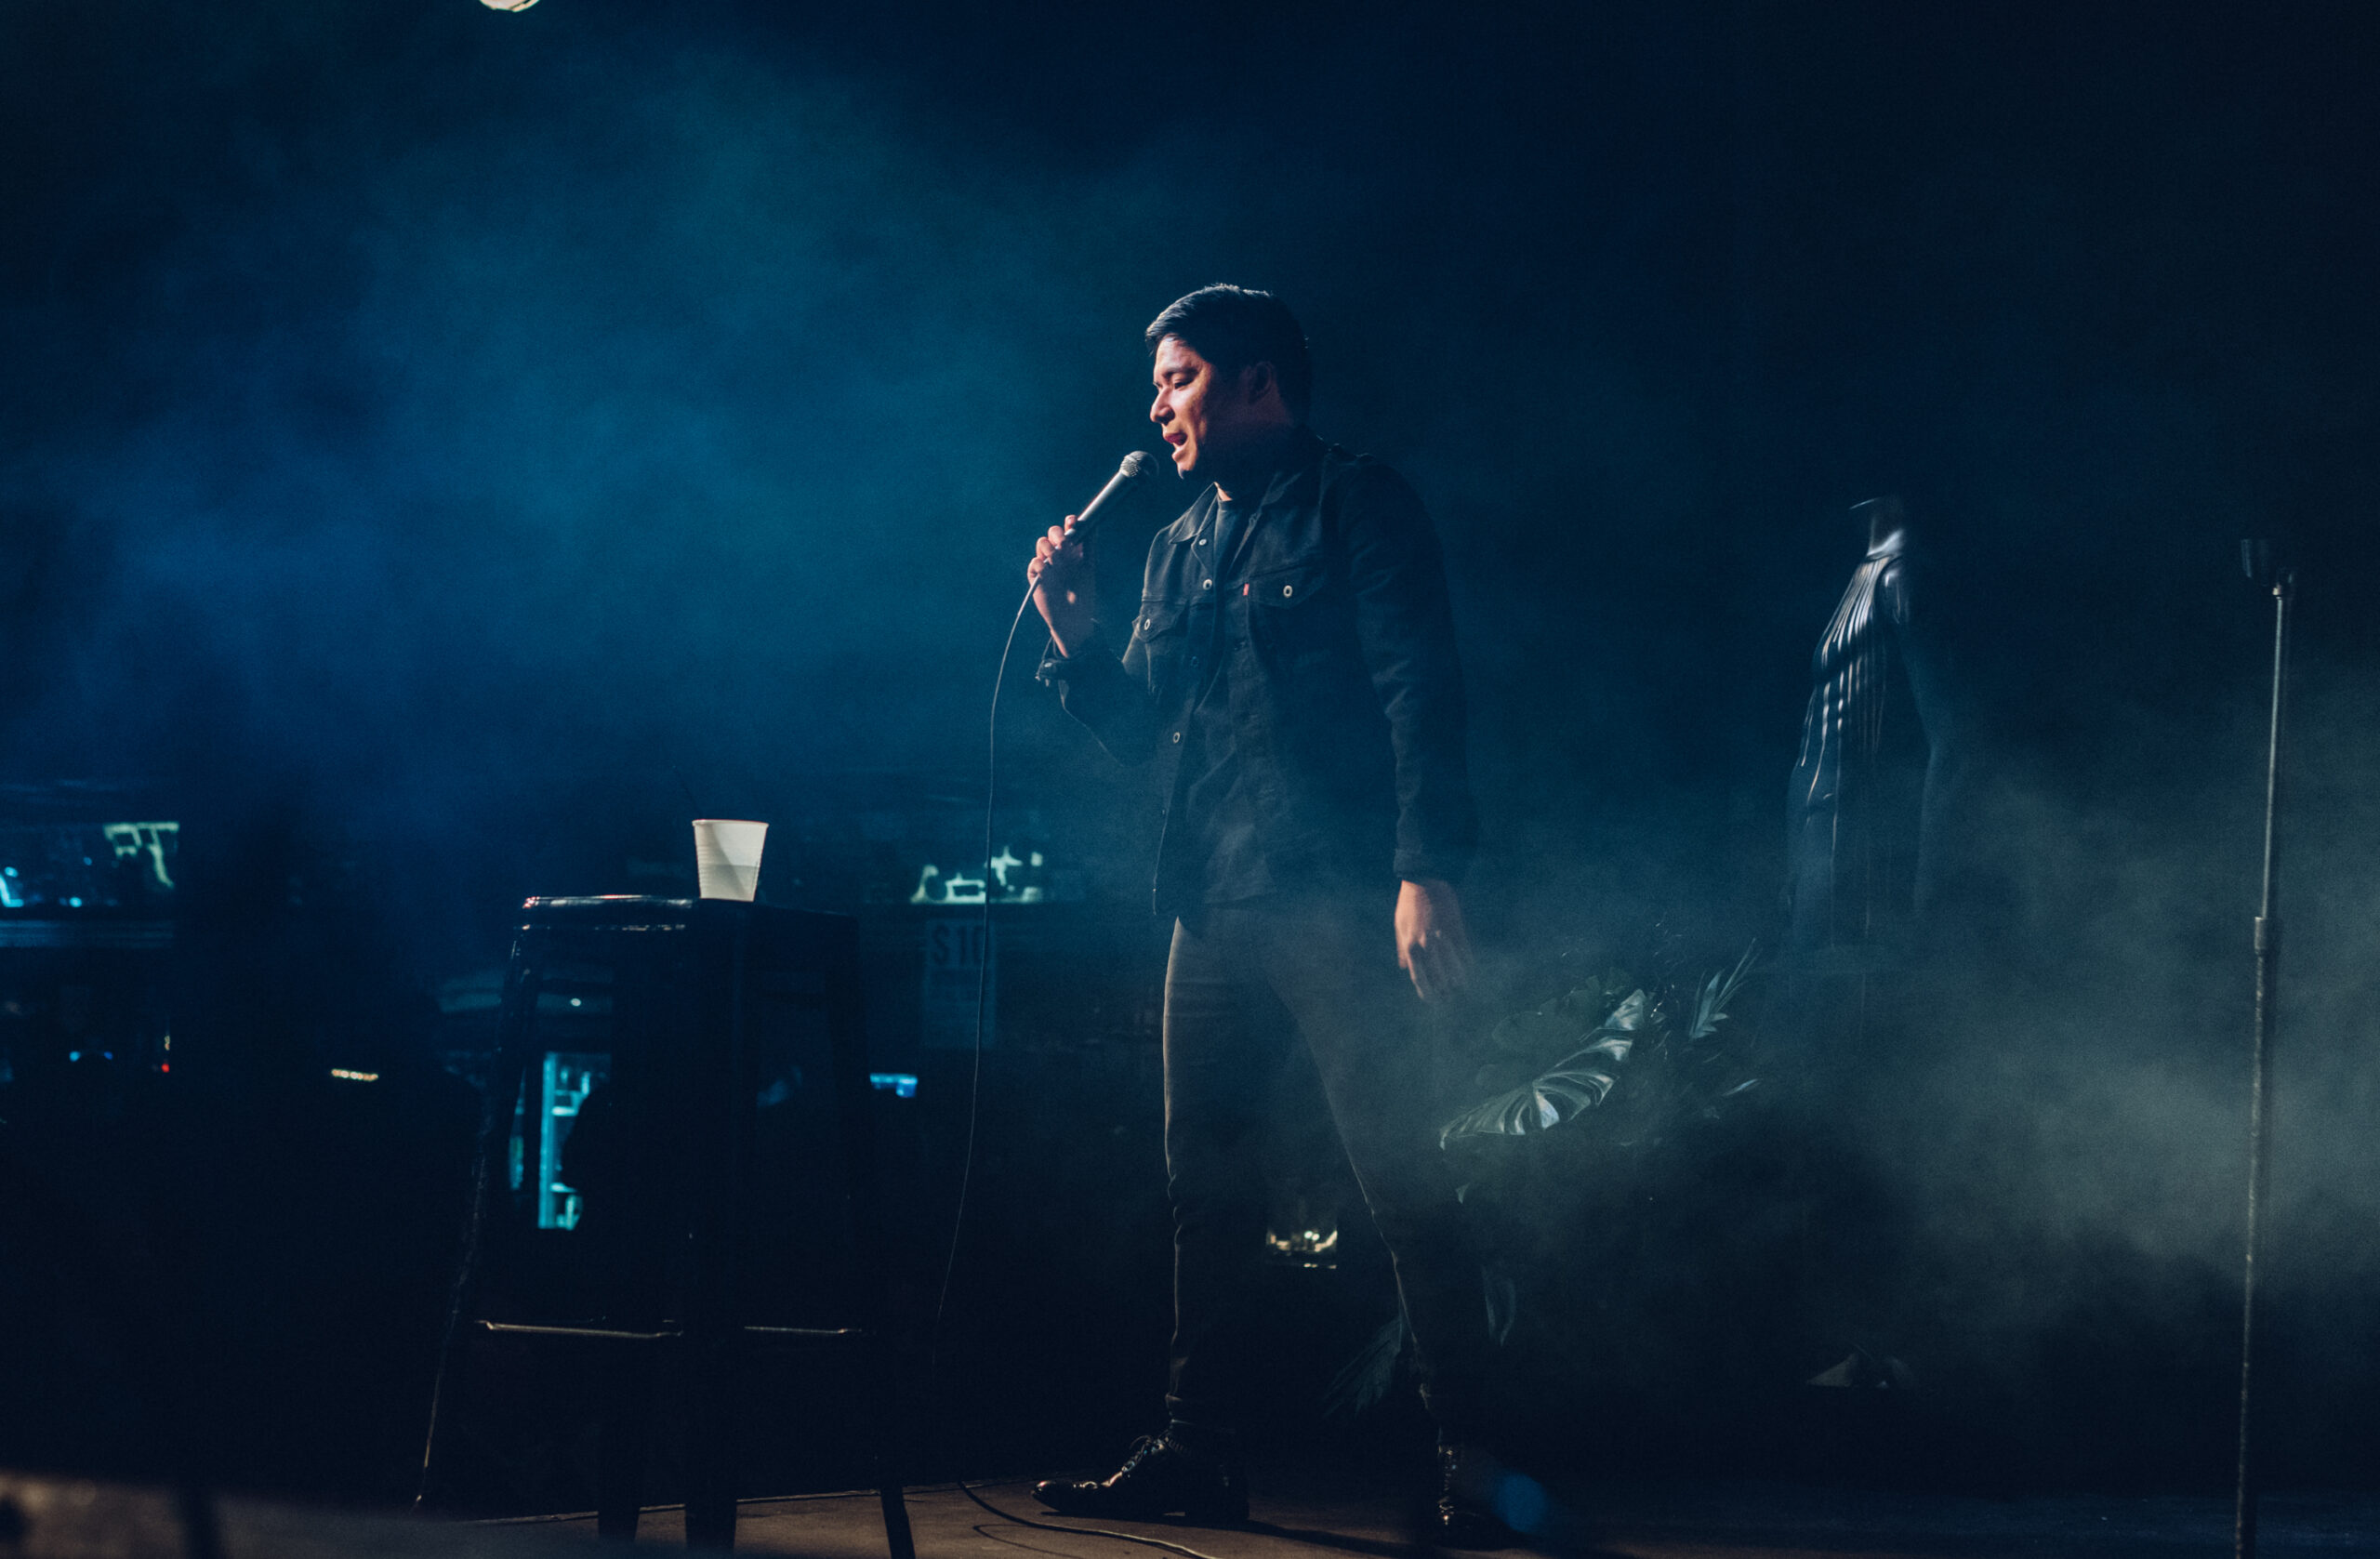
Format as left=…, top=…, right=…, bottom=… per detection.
left=4, top=0, right=2380, bottom=1490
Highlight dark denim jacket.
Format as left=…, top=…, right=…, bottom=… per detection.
left=1040, top=430, right=1476, bottom=915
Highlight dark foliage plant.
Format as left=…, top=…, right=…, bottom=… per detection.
left=1440, top=942, right=1762, bottom=1153
left=1325, top=939, right=1777, bottom=1423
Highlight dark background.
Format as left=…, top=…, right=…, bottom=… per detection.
left=3, top=0, right=2378, bottom=1513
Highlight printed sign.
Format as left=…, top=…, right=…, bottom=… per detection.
left=922, top=916, right=995, bottom=1050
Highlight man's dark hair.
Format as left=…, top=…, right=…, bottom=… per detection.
left=1145, top=284, right=1313, bottom=423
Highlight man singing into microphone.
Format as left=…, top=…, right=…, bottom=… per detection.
left=1027, top=285, right=1501, bottom=1544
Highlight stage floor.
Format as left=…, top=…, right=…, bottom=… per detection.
left=515, top=1478, right=2380, bottom=1558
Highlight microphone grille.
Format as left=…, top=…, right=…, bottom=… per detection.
left=1119, top=450, right=1157, bottom=481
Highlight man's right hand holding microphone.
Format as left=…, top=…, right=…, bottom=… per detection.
left=1029, top=517, right=1099, bottom=658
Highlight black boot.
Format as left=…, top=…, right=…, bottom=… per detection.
left=1433, top=1445, right=1517, bottom=1550
left=1033, top=1432, right=1249, bottom=1524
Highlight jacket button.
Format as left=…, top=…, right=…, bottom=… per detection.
left=1142, top=616, right=1152, bottom=631
left=1203, top=579, right=1213, bottom=589
left=1171, top=731, right=1183, bottom=743
left=1282, top=584, right=1294, bottom=597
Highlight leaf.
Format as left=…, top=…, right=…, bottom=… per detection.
left=1441, top=989, right=1648, bottom=1144
left=1322, top=1314, right=1409, bottom=1420
left=1689, top=944, right=1759, bottom=1041
left=1483, top=1267, right=1519, bottom=1345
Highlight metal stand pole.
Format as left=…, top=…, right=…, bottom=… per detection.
left=2234, top=555, right=2294, bottom=1559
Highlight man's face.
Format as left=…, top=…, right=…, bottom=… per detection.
left=1149, top=334, right=1251, bottom=480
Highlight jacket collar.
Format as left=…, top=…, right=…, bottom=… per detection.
left=1207, top=426, right=1326, bottom=516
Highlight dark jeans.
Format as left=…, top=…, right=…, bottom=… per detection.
left=1161, top=892, right=1486, bottom=1439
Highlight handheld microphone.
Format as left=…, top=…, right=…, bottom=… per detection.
left=1059, top=450, right=1158, bottom=542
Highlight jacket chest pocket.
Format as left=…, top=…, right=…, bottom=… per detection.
left=1247, top=561, right=1345, bottom=659
left=1132, top=598, right=1195, bottom=694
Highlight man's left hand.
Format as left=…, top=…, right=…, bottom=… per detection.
left=1395, top=878, right=1474, bottom=1002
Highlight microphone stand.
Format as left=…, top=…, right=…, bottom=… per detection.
left=2233, top=542, right=2295, bottom=1559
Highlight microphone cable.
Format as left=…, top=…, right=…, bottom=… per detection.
left=929, top=547, right=1232, bottom=1559
left=933, top=447, right=1153, bottom=1365
left=926, top=582, right=1033, bottom=1365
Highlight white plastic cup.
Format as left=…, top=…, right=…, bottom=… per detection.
left=692, top=819, right=768, bottom=902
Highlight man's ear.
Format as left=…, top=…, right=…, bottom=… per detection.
left=1240, top=360, right=1280, bottom=408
